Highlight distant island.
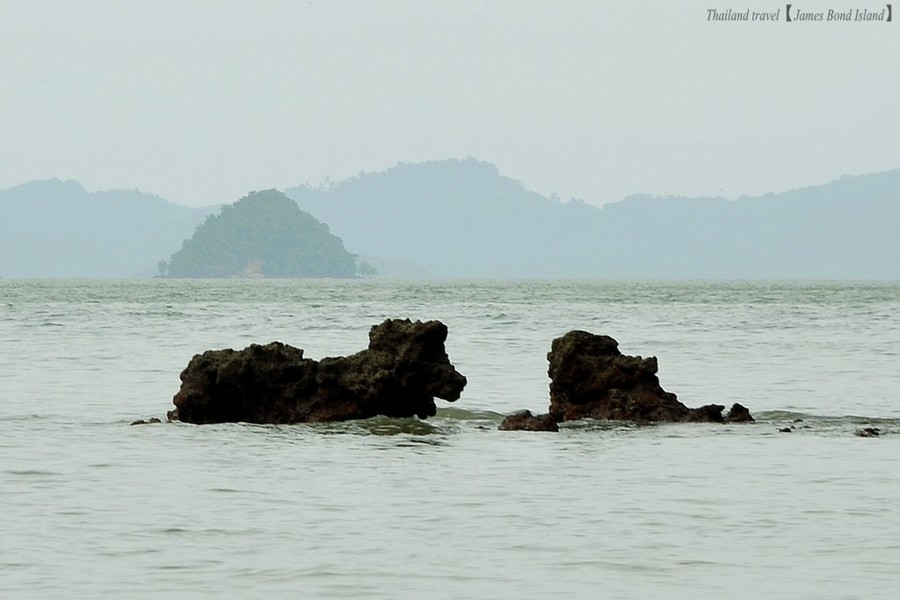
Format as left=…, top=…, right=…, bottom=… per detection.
left=161, top=189, right=369, bottom=278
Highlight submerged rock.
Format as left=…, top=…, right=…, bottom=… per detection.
left=168, top=319, right=467, bottom=424
left=499, top=410, right=559, bottom=432
left=547, top=330, right=753, bottom=424
left=129, top=417, right=162, bottom=426
left=855, top=427, right=881, bottom=437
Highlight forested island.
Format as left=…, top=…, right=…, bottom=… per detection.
left=161, top=189, right=368, bottom=278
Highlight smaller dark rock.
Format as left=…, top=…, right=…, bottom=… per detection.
left=725, top=403, right=754, bottom=423
left=499, top=410, right=559, bottom=432
left=855, top=427, right=881, bottom=437
left=130, top=417, right=162, bottom=426
left=778, top=427, right=793, bottom=433
left=688, top=403, right=727, bottom=422
left=546, top=330, right=754, bottom=424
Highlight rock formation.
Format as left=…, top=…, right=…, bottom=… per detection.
left=168, top=319, right=467, bottom=424
left=547, top=330, right=752, bottom=424
left=499, top=410, right=559, bottom=432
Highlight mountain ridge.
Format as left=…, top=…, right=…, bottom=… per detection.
left=286, top=158, right=900, bottom=279
left=2, top=161, right=898, bottom=279
left=0, top=179, right=218, bottom=278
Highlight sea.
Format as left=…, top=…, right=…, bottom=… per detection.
left=1, top=279, right=899, bottom=599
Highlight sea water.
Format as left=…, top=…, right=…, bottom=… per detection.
left=1, top=279, right=899, bottom=599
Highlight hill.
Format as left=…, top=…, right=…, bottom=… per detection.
left=163, top=189, right=363, bottom=278
left=0, top=179, right=215, bottom=278
left=286, top=158, right=592, bottom=278
left=285, top=158, right=900, bottom=279
left=594, top=171, right=900, bottom=279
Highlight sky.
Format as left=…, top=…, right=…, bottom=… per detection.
left=2, top=0, right=899, bottom=207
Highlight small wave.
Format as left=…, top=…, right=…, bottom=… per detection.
left=557, top=418, right=647, bottom=432
left=125, top=310, right=189, bottom=318
left=754, top=410, right=900, bottom=436
left=5, top=469, right=60, bottom=477
left=128, top=409, right=900, bottom=437
left=2, top=414, right=53, bottom=422
left=315, top=416, right=442, bottom=437
left=435, top=406, right=505, bottom=423
left=181, top=416, right=450, bottom=437
left=157, top=527, right=191, bottom=535
left=755, top=410, right=900, bottom=424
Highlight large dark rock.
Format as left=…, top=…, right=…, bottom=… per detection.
left=168, top=319, right=467, bottom=424
left=547, top=330, right=752, bottom=424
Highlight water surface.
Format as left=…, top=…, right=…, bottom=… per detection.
left=2, top=280, right=898, bottom=598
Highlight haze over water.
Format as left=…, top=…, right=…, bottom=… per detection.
left=2, top=279, right=899, bottom=598
left=3, top=2, right=899, bottom=207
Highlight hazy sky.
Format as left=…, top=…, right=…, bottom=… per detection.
left=2, top=1, right=898, bottom=207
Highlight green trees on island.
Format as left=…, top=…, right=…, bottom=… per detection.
left=162, top=189, right=365, bottom=278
